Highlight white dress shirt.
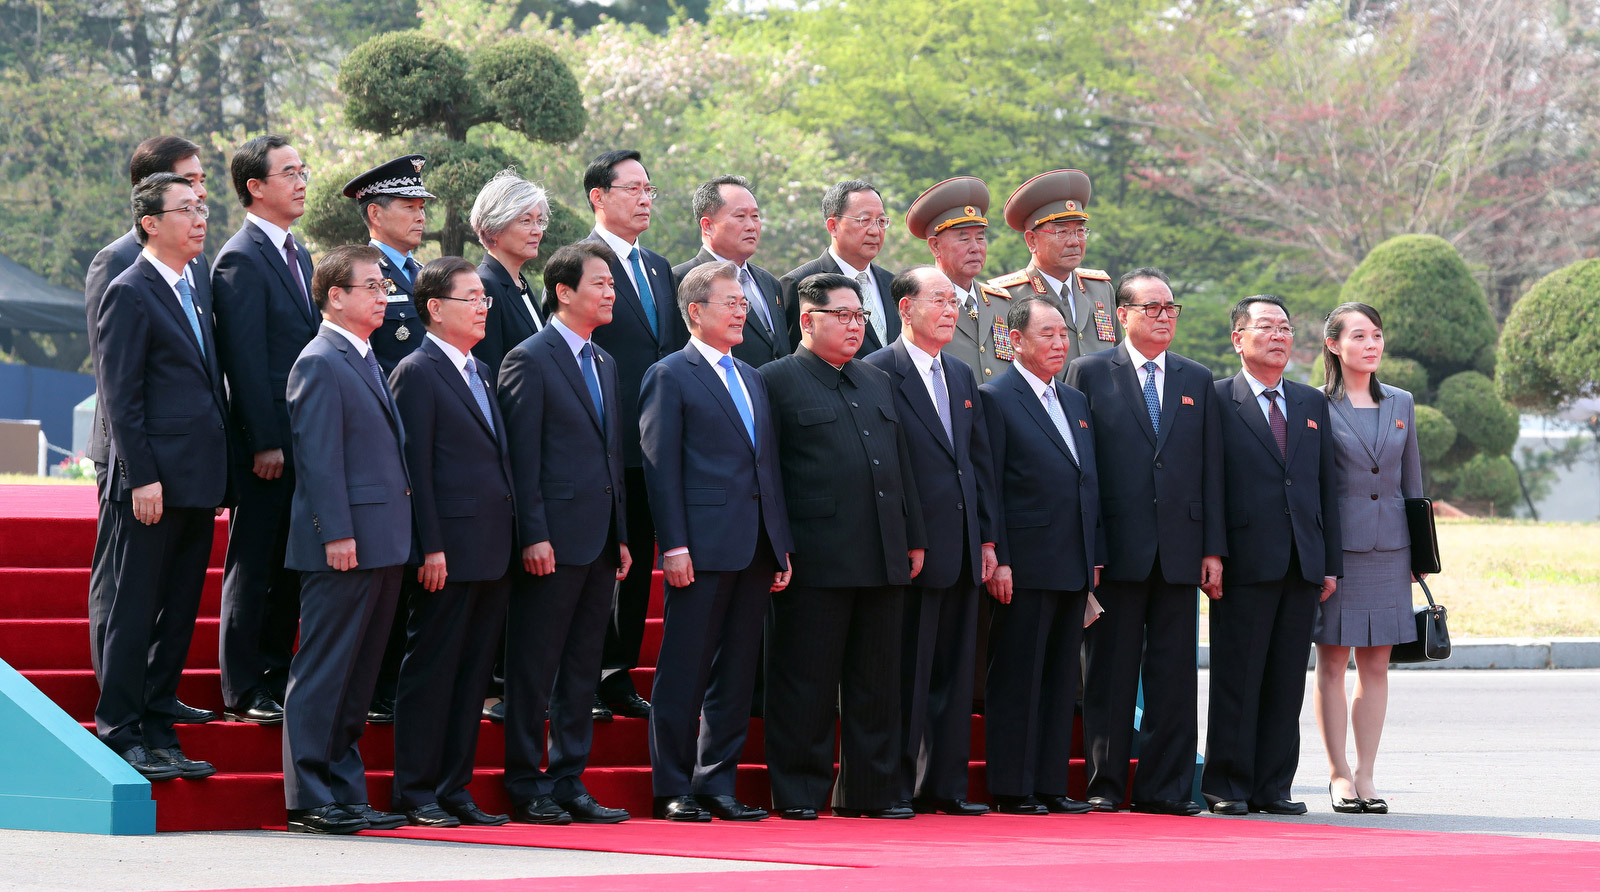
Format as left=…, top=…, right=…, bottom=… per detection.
left=900, top=337, right=948, bottom=421
left=1125, top=341, right=1167, bottom=408
left=1037, top=268, right=1076, bottom=321
left=426, top=331, right=474, bottom=387
left=139, top=249, right=195, bottom=305
left=246, top=213, right=296, bottom=271
left=594, top=224, right=645, bottom=298
left=688, top=335, right=751, bottom=406
left=707, top=249, right=774, bottom=333
left=322, top=319, right=372, bottom=357
left=1241, top=369, right=1286, bottom=424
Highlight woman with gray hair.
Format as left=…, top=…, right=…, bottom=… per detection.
left=471, top=169, right=552, bottom=376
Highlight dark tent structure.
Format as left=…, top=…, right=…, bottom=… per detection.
left=0, top=252, right=85, bottom=334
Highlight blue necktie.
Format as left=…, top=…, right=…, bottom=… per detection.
left=579, top=343, right=604, bottom=424
left=718, top=355, right=757, bottom=449
left=1142, top=360, right=1161, bottom=435
left=466, top=360, right=495, bottom=433
left=175, top=277, right=204, bottom=358
left=402, top=255, right=421, bottom=286
left=930, top=356, right=953, bottom=445
left=628, top=247, right=658, bottom=338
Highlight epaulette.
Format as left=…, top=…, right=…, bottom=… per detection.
left=980, top=283, right=1011, bottom=300
left=1077, top=267, right=1112, bottom=281
left=989, top=270, right=1030, bottom=288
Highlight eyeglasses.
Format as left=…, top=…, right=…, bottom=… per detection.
left=519, top=215, right=551, bottom=231
left=265, top=168, right=312, bottom=183
left=435, top=295, right=495, bottom=309
left=1125, top=302, right=1182, bottom=318
left=1238, top=324, right=1294, bottom=338
left=1034, top=226, right=1092, bottom=242
left=806, top=308, right=872, bottom=326
left=149, top=203, right=209, bottom=220
left=697, top=298, right=749, bottom=312
left=910, top=297, right=963, bottom=311
left=833, top=214, right=891, bottom=231
left=605, top=182, right=658, bottom=200
left=337, top=281, right=386, bottom=296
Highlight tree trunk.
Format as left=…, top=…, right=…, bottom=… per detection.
left=237, top=0, right=269, bottom=132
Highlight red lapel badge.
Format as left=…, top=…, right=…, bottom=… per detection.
left=1079, top=419, right=1089, bottom=428
left=1181, top=395, right=1194, bottom=406
left=1307, top=419, right=1318, bottom=430
left=964, top=399, right=972, bottom=408
left=1396, top=419, right=1406, bottom=429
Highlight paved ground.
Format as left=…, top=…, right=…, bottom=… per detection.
left=3, top=670, right=1596, bottom=891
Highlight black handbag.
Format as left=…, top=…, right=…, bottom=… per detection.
left=1391, top=578, right=1451, bottom=663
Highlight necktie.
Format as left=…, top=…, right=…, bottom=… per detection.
left=363, top=347, right=387, bottom=397
left=718, top=355, right=757, bottom=448
left=519, top=279, right=543, bottom=331
left=1265, top=389, right=1287, bottom=459
left=175, top=277, right=205, bottom=358
left=1043, top=385, right=1080, bottom=463
left=1142, top=360, right=1161, bottom=435
left=579, top=343, right=605, bottom=424
left=628, top=247, right=658, bottom=338
left=930, top=356, right=953, bottom=445
left=402, top=256, right=421, bottom=286
left=466, top=359, right=495, bottom=433
left=1060, top=276, right=1077, bottom=323
left=857, top=271, right=886, bottom=344
left=740, top=267, right=773, bottom=333
left=283, top=234, right=311, bottom=314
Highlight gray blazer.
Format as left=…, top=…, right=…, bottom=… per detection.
left=1326, top=384, right=1423, bottom=554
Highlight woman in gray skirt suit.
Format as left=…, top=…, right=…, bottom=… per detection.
left=1313, top=302, right=1424, bottom=815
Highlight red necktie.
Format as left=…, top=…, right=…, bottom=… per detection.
left=1265, top=389, right=1287, bottom=459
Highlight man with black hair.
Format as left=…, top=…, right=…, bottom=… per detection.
left=779, top=180, right=899, bottom=354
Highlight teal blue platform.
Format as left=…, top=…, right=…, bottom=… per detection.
left=0, top=659, right=155, bottom=834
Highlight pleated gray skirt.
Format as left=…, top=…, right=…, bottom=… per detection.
left=1313, top=546, right=1417, bottom=647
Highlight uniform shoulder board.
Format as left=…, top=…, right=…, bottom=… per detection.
left=989, top=270, right=1030, bottom=288
left=1076, top=267, right=1112, bottom=282
left=980, top=283, right=1012, bottom=300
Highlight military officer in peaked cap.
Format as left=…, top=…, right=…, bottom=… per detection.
left=906, top=177, right=1013, bottom=386
left=343, top=154, right=436, bottom=376
left=990, top=170, right=1118, bottom=368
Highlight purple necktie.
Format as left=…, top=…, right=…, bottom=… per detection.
left=284, top=234, right=311, bottom=314
left=1265, top=389, right=1287, bottom=459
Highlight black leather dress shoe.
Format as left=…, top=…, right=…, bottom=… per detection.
left=119, top=745, right=181, bottom=781
left=444, top=801, right=510, bottom=826
left=833, top=805, right=914, bottom=818
left=1251, top=799, right=1308, bottom=816
left=992, top=794, right=1049, bottom=816
left=288, top=804, right=367, bottom=834
left=696, top=794, right=767, bottom=821
left=653, top=795, right=711, bottom=821
left=912, top=797, right=989, bottom=815
left=1131, top=799, right=1203, bottom=816
left=483, top=699, right=505, bottom=723
left=778, top=806, right=817, bottom=820
left=608, top=692, right=652, bottom=718
left=513, top=795, right=573, bottom=825
left=1087, top=796, right=1120, bottom=812
left=405, top=803, right=461, bottom=827
left=1209, top=799, right=1248, bottom=816
left=224, top=689, right=284, bottom=725
left=170, top=700, right=218, bottom=724
left=591, top=696, right=614, bottom=723
left=366, top=696, right=395, bottom=724
left=1036, top=794, right=1094, bottom=815
left=148, top=746, right=215, bottom=779
left=558, top=792, right=629, bottom=823
left=343, top=803, right=407, bottom=829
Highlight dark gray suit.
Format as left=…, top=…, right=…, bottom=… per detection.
left=282, top=324, right=413, bottom=810
left=672, top=248, right=789, bottom=367
left=759, top=346, right=926, bottom=811
left=778, top=252, right=898, bottom=355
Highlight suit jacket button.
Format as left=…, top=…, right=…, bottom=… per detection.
left=1285, top=478, right=1292, bottom=486
left=957, top=469, right=963, bottom=476
left=1284, top=508, right=1291, bottom=515
left=852, top=402, right=859, bottom=408
left=753, top=494, right=760, bottom=500
left=605, top=486, right=613, bottom=493
left=862, top=430, right=870, bottom=436
left=1155, top=462, right=1163, bottom=469
left=872, top=459, right=880, bottom=465
left=505, top=493, right=513, bottom=501
left=1371, top=467, right=1380, bottom=474
left=405, top=488, right=412, bottom=496
left=956, top=502, right=964, bottom=510
left=878, top=491, right=885, bottom=498
left=1370, top=493, right=1379, bottom=500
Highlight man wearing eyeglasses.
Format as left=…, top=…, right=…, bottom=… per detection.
left=580, top=149, right=687, bottom=724
left=1064, top=267, right=1226, bottom=817
left=1202, top=295, right=1340, bottom=818
left=992, top=170, right=1118, bottom=368
left=212, top=134, right=318, bottom=727
left=759, top=273, right=927, bottom=820
left=780, top=180, right=900, bottom=356
left=672, top=176, right=789, bottom=368
left=92, top=172, right=230, bottom=782
left=905, top=177, right=1013, bottom=384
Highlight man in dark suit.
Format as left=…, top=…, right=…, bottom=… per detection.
left=671, top=176, right=788, bottom=368
left=496, top=241, right=634, bottom=826
left=212, top=134, right=318, bottom=725
left=980, top=295, right=1103, bottom=816
left=281, top=245, right=413, bottom=835
left=84, top=136, right=217, bottom=726
left=780, top=180, right=898, bottom=355
left=580, top=149, right=686, bottom=722
left=92, top=172, right=230, bottom=781
left=641, top=261, right=795, bottom=823
left=470, top=170, right=551, bottom=379
left=759, top=273, right=927, bottom=820
left=1202, top=295, right=1341, bottom=817
left=387, top=258, right=516, bottom=828
left=863, top=267, right=996, bottom=816
left=1065, top=267, right=1226, bottom=817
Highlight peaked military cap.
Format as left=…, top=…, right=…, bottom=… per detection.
left=906, top=177, right=991, bottom=239
left=341, top=154, right=437, bottom=201
left=1003, top=169, right=1091, bottom=233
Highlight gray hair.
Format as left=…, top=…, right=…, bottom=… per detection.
left=677, top=260, right=741, bottom=325
left=470, top=168, right=549, bottom=244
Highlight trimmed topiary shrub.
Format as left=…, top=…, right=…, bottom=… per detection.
left=1497, top=258, right=1600, bottom=413
left=1440, top=453, right=1522, bottom=516
left=1376, top=355, right=1429, bottom=400
left=1433, top=371, right=1519, bottom=466
left=1412, top=403, right=1456, bottom=466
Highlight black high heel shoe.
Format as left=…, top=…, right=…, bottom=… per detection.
left=1329, top=782, right=1365, bottom=814
left=1360, top=797, right=1388, bottom=814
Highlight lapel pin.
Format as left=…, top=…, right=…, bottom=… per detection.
left=964, top=399, right=972, bottom=408
left=1079, top=419, right=1089, bottom=428
left=1307, top=419, right=1318, bottom=429
left=1181, top=395, right=1194, bottom=406
left=1396, top=419, right=1405, bottom=429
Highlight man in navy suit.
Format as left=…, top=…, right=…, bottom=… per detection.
left=864, top=267, right=996, bottom=816
left=1202, top=295, right=1341, bottom=817
left=386, top=258, right=516, bottom=828
left=780, top=180, right=899, bottom=355
left=496, top=241, right=634, bottom=826
left=84, top=135, right=217, bottom=727
left=671, top=176, right=789, bottom=368
left=580, top=149, right=685, bottom=722
left=93, top=172, right=230, bottom=781
left=980, top=295, right=1103, bottom=816
left=1065, top=267, right=1226, bottom=817
left=640, top=261, right=795, bottom=823
left=212, top=134, right=317, bottom=725
left=281, top=245, right=413, bottom=835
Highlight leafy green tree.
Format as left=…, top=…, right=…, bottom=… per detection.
left=1341, top=235, right=1499, bottom=384
left=1437, top=453, right=1522, bottom=517
left=1434, top=371, right=1519, bottom=466
left=1497, top=258, right=1600, bottom=413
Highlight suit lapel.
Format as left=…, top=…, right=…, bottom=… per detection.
left=548, top=332, right=604, bottom=434
left=873, top=265, right=899, bottom=344
left=1112, top=346, right=1158, bottom=448
left=425, top=340, right=495, bottom=439
left=686, top=346, right=757, bottom=455
left=1155, top=358, right=1182, bottom=455
left=1375, top=388, right=1399, bottom=461
left=139, top=261, right=207, bottom=361
left=1233, top=372, right=1284, bottom=467
left=1330, top=396, right=1381, bottom=466
left=487, top=255, right=536, bottom=332
left=1010, top=369, right=1076, bottom=464
left=247, top=223, right=315, bottom=326
left=595, top=232, right=658, bottom=341
left=1283, top=384, right=1307, bottom=466
left=330, top=330, right=398, bottom=424
left=893, top=342, right=954, bottom=457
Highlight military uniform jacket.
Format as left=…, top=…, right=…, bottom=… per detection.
left=371, top=249, right=422, bottom=374
left=990, top=264, right=1119, bottom=368
left=942, top=277, right=1014, bottom=386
